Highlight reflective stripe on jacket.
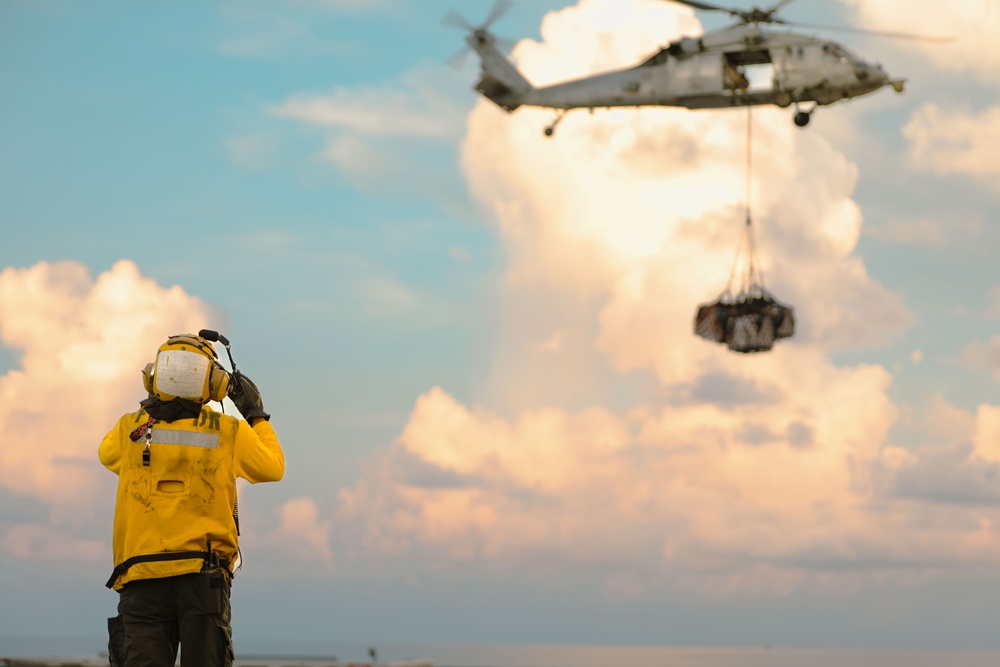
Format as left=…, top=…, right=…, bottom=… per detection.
left=99, top=405, right=284, bottom=590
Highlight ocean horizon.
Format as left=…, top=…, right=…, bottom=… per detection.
left=4, top=636, right=1000, bottom=667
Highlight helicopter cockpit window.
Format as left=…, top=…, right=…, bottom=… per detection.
left=823, top=43, right=859, bottom=64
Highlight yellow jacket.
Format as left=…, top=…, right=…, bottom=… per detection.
left=99, top=405, right=284, bottom=590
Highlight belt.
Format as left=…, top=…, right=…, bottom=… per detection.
left=106, top=551, right=231, bottom=589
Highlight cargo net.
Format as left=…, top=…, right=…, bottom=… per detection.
left=695, top=286, right=795, bottom=353
left=693, top=107, right=794, bottom=353
left=694, top=220, right=795, bottom=353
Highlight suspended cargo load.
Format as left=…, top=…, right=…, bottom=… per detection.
left=694, top=287, right=794, bottom=353
left=693, top=107, right=795, bottom=353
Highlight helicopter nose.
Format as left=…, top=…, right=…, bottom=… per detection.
left=855, top=63, right=887, bottom=84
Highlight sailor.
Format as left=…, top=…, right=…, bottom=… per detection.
left=100, top=333, right=284, bottom=666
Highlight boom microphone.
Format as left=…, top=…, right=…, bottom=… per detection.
left=198, top=329, right=230, bottom=347
left=198, top=329, right=237, bottom=374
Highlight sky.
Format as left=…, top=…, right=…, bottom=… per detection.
left=2, top=0, right=1000, bottom=656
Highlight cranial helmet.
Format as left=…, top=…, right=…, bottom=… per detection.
left=142, top=334, right=231, bottom=403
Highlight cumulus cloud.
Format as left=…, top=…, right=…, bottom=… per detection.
left=254, top=497, right=335, bottom=567
left=903, top=103, right=1000, bottom=179
left=0, top=260, right=220, bottom=553
left=458, top=0, right=910, bottom=387
left=322, top=0, right=1000, bottom=597
left=341, top=383, right=1000, bottom=594
left=839, top=0, right=1000, bottom=83
left=273, top=89, right=454, bottom=139
left=974, top=405, right=1000, bottom=463
left=206, top=0, right=998, bottom=598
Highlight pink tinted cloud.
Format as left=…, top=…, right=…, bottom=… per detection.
left=340, top=385, right=1000, bottom=595
left=0, top=259, right=220, bottom=552
left=271, top=497, right=335, bottom=565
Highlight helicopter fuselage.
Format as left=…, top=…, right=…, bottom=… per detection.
left=467, top=23, right=905, bottom=129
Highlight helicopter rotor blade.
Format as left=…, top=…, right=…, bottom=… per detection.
left=443, top=2, right=518, bottom=69
left=782, top=20, right=955, bottom=43
left=442, top=9, right=476, bottom=32
left=770, top=0, right=797, bottom=11
left=664, top=0, right=742, bottom=18
left=481, top=0, right=514, bottom=32
left=447, top=46, right=472, bottom=69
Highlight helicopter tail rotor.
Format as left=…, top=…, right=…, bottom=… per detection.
left=442, top=0, right=514, bottom=37
left=443, top=0, right=517, bottom=69
left=442, top=10, right=477, bottom=33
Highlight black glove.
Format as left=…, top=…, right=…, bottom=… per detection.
left=229, top=371, right=270, bottom=422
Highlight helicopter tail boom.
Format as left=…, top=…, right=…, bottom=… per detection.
left=468, top=31, right=534, bottom=112
left=475, top=71, right=529, bottom=112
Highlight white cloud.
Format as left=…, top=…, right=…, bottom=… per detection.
left=339, top=385, right=1000, bottom=592
left=903, top=103, right=1000, bottom=179
left=271, top=68, right=468, bottom=139
left=261, top=497, right=335, bottom=566
left=320, top=134, right=391, bottom=186
left=274, top=90, right=453, bottom=138
left=272, top=66, right=471, bottom=191
left=839, top=0, right=1000, bottom=83
left=325, top=0, right=1000, bottom=597
left=973, top=404, right=1000, bottom=463
left=0, top=260, right=220, bottom=550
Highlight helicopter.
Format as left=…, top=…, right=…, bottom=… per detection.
left=446, top=0, right=948, bottom=135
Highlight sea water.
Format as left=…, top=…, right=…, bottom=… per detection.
left=4, top=637, right=1000, bottom=667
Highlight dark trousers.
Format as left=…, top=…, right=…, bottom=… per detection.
left=108, top=572, right=233, bottom=667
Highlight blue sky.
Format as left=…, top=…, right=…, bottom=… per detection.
left=3, top=0, right=1000, bottom=656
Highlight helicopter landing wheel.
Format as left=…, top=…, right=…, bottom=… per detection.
left=775, top=91, right=792, bottom=108
left=793, top=110, right=811, bottom=127
left=543, top=110, right=567, bottom=138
